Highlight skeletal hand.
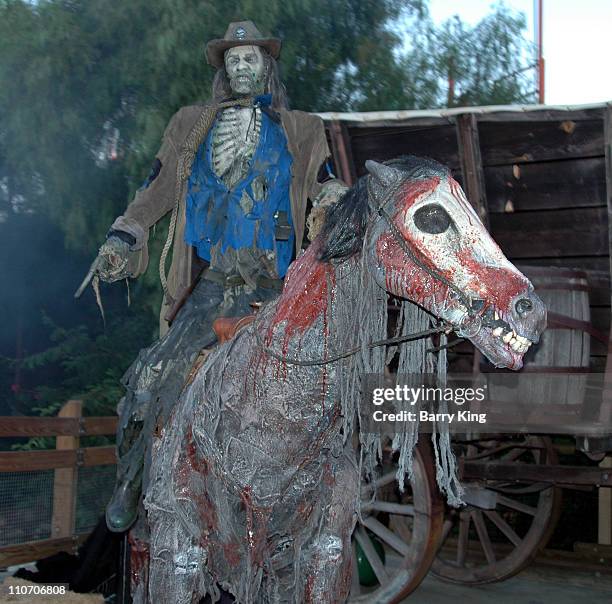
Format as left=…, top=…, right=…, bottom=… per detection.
left=307, top=181, right=349, bottom=241
left=96, top=236, right=131, bottom=283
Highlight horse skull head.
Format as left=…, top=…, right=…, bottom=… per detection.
left=365, top=158, right=546, bottom=370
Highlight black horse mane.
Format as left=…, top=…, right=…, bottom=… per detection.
left=318, top=155, right=450, bottom=262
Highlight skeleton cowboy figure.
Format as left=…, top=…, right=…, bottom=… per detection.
left=94, top=20, right=346, bottom=532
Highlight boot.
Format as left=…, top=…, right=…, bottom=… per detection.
left=106, top=417, right=144, bottom=533
left=105, top=477, right=141, bottom=533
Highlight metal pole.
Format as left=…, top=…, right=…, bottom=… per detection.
left=537, top=0, right=545, bottom=103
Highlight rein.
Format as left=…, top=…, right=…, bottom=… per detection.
left=254, top=323, right=454, bottom=367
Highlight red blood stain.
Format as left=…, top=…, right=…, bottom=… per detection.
left=376, top=182, right=529, bottom=312
left=267, top=243, right=336, bottom=343
left=396, top=176, right=440, bottom=210
left=296, top=499, right=314, bottom=522
left=377, top=233, right=448, bottom=308
left=185, top=428, right=209, bottom=476
left=194, top=491, right=218, bottom=531
left=453, top=248, right=527, bottom=307
left=221, top=539, right=242, bottom=568
left=175, top=428, right=218, bottom=531
left=304, top=567, right=316, bottom=603
left=240, top=487, right=271, bottom=567
left=128, top=534, right=149, bottom=588
left=322, top=462, right=335, bottom=487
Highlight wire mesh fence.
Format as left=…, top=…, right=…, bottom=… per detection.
left=0, top=465, right=116, bottom=547
left=0, top=471, right=54, bottom=546
left=75, top=464, right=116, bottom=534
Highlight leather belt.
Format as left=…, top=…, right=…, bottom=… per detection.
left=204, top=268, right=283, bottom=291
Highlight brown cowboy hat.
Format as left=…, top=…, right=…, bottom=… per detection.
left=206, top=20, right=281, bottom=68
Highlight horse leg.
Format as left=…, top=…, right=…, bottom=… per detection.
left=145, top=423, right=209, bottom=603
left=302, top=453, right=359, bottom=604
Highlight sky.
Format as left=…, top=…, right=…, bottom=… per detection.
left=428, top=0, right=612, bottom=105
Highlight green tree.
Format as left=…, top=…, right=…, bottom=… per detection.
left=429, top=3, right=536, bottom=107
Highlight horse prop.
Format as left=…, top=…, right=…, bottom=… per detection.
left=135, top=156, right=546, bottom=603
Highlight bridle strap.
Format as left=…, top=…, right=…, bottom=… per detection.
left=254, top=323, right=452, bottom=367
left=366, top=176, right=476, bottom=317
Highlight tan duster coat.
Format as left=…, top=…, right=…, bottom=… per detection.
left=109, top=104, right=332, bottom=334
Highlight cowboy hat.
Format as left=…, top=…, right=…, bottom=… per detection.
left=206, top=20, right=281, bottom=68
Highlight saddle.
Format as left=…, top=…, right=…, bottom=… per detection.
left=212, top=314, right=257, bottom=343
left=184, top=303, right=261, bottom=388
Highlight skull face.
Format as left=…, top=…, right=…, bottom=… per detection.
left=224, top=45, right=266, bottom=97
left=365, top=159, right=546, bottom=370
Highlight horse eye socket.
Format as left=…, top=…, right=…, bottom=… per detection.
left=413, top=204, right=452, bottom=234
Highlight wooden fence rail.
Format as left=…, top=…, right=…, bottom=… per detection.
left=0, top=400, right=118, bottom=568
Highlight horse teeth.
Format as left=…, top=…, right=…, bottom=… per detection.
left=502, top=331, right=513, bottom=343
left=492, top=327, right=503, bottom=337
left=494, top=310, right=499, bottom=320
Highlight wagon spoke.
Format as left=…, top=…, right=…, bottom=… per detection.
left=497, top=494, right=537, bottom=516
left=354, top=527, right=389, bottom=584
left=389, top=513, right=414, bottom=544
left=361, top=501, right=415, bottom=515
left=362, top=516, right=411, bottom=557
left=456, top=511, right=470, bottom=566
left=472, top=510, right=496, bottom=565
left=364, top=470, right=398, bottom=493
left=440, top=518, right=453, bottom=545
left=484, top=510, right=522, bottom=547
left=467, top=443, right=517, bottom=460
left=350, top=540, right=361, bottom=595
left=501, top=442, right=529, bottom=463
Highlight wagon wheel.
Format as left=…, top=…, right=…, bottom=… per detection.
left=349, top=439, right=444, bottom=603
left=432, top=435, right=562, bottom=584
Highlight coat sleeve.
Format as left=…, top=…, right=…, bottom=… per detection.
left=108, top=109, right=183, bottom=276
left=283, top=111, right=336, bottom=253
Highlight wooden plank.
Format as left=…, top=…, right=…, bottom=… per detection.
left=490, top=207, right=609, bottom=258
left=456, top=113, right=489, bottom=226
left=463, top=461, right=612, bottom=486
left=0, top=449, right=76, bottom=472
left=0, top=417, right=78, bottom=438
left=475, top=107, right=604, bottom=123
left=591, top=307, right=611, bottom=334
left=80, top=416, right=117, bottom=436
left=324, top=107, right=604, bottom=129
left=601, top=106, right=612, bottom=547
left=0, top=446, right=116, bottom=472
left=485, top=157, right=606, bottom=213
left=83, top=446, right=116, bottom=466
left=479, top=119, right=604, bottom=166
left=605, top=102, right=612, bottom=283
left=0, top=535, right=88, bottom=568
left=599, top=456, right=612, bottom=545
left=328, top=121, right=356, bottom=186
left=0, top=416, right=117, bottom=438
left=52, top=401, right=81, bottom=540
left=350, top=124, right=460, bottom=175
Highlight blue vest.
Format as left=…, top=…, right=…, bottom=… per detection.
left=184, top=101, right=294, bottom=278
